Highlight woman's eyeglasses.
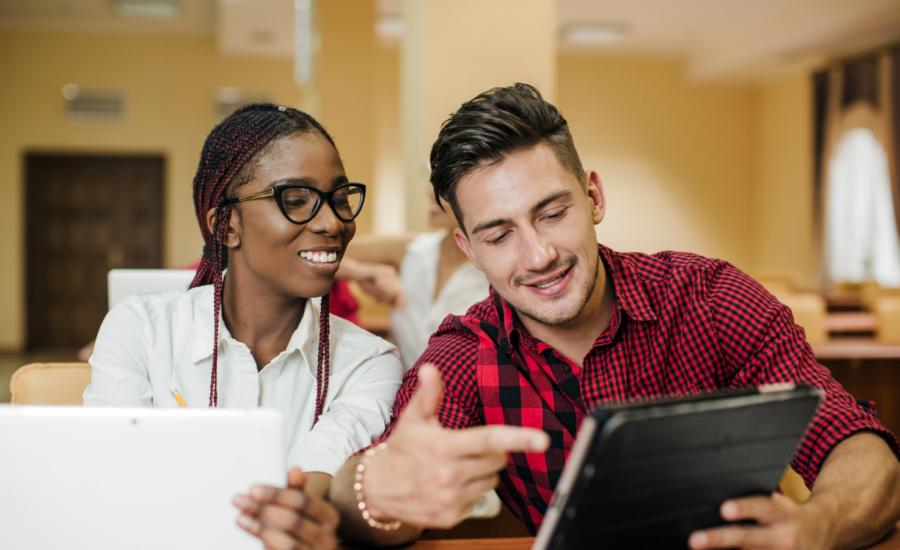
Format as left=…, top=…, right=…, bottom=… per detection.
left=223, top=183, right=366, bottom=225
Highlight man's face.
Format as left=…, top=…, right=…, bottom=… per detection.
left=453, top=144, right=606, bottom=327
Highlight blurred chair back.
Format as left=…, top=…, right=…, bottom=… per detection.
left=779, top=293, right=828, bottom=345
left=757, top=277, right=795, bottom=301
left=874, top=296, right=900, bottom=344
left=10, top=363, right=91, bottom=405
left=779, top=467, right=811, bottom=502
left=861, top=282, right=900, bottom=310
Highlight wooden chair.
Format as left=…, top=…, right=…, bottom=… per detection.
left=757, top=277, right=795, bottom=301
left=9, top=362, right=91, bottom=405
left=779, top=467, right=811, bottom=503
left=873, top=296, right=900, bottom=344
left=779, top=293, right=828, bottom=345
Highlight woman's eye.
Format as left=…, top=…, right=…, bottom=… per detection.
left=284, top=199, right=308, bottom=208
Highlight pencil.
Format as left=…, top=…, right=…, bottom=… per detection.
left=171, top=390, right=187, bottom=408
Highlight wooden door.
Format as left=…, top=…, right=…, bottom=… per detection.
left=25, top=154, right=164, bottom=350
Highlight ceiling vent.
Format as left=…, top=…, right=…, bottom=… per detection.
left=62, top=85, right=126, bottom=121
left=214, top=87, right=274, bottom=120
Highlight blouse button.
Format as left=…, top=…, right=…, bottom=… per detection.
left=563, top=365, right=571, bottom=373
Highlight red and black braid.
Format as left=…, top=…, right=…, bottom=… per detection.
left=189, top=103, right=336, bottom=420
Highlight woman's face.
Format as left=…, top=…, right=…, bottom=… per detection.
left=427, top=190, right=459, bottom=231
left=222, top=131, right=356, bottom=299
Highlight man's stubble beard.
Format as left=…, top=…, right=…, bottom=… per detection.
left=507, top=251, right=600, bottom=328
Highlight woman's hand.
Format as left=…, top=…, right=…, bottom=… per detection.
left=234, top=468, right=340, bottom=550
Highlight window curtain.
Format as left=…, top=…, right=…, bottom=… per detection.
left=814, top=48, right=900, bottom=287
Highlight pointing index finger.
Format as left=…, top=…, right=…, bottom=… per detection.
left=445, top=425, right=550, bottom=457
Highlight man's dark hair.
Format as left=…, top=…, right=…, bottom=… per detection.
left=429, top=83, right=585, bottom=233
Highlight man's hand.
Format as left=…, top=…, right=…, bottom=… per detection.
left=689, top=433, right=900, bottom=550
left=362, top=364, right=550, bottom=528
left=689, top=493, right=823, bottom=550
left=234, top=468, right=340, bottom=550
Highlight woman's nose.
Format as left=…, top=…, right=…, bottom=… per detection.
left=308, top=200, right=344, bottom=235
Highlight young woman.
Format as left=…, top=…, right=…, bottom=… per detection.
left=84, top=104, right=403, bottom=548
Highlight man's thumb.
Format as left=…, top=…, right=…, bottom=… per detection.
left=404, top=364, right=444, bottom=422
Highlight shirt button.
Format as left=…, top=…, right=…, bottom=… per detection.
left=563, top=365, right=571, bottom=373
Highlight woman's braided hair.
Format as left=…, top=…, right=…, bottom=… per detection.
left=189, top=103, right=336, bottom=423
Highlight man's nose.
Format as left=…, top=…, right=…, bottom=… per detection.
left=518, top=228, right=558, bottom=272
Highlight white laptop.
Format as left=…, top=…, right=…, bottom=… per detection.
left=0, top=406, right=285, bottom=550
left=108, top=269, right=197, bottom=310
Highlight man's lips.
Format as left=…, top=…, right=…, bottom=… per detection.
left=520, top=265, right=573, bottom=288
left=520, top=265, right=575, bottom=296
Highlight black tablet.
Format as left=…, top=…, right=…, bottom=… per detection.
left=532, top=384, right=822, bottom=550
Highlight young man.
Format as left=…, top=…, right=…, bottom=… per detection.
left=246, top=84, right=900, bottom=549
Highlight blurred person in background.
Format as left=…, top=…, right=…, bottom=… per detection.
left=84, top=104, right=404, bottom=550
left=338, top=191, right=490, bottom=371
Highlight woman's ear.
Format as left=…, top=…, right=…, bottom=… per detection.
left=205, top=206, right=243, bottom=249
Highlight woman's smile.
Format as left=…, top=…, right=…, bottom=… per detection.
left=299, top=247, right=342, bottom=275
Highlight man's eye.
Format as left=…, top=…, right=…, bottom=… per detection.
left=487, top=232, right=509, bottom=245
left=546, top=207, right=567, bottom=220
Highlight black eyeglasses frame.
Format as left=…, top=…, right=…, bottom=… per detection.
left=222, top=182, right=366, bottom=225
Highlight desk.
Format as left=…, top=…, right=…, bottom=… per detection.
left=823, top=291, right=865, bottom=311
left=341, top=529, right=900, bottom=549
left=813, top=338, right=900, bottom=359
left=826, top=312, right=878, bottom=334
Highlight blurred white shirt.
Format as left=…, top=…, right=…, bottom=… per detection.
left=84, top=285, right=403, bottom=476
left=390, top=230, right=491, bottom=371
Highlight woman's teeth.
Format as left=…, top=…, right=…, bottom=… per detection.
left=300, top=251, right=338, bottom=263
left=535, top=274, right=564, bottom=289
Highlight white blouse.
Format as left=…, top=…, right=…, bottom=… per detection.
left=390, top=230, right=491, bottom=371
left=84, top=285, right=403, bottom=476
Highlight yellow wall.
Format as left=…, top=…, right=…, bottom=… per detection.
left=0, top=28, right=818, bottom=351
left=318, top=0, right=376, bottom=235
left=753, top=76, right=814, bottom=286
left=0, top=29, right=303, bottom=350
left=558, top=55, right=758, bottom=270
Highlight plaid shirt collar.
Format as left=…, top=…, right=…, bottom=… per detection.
left=493, top=244, right=658, bottom=354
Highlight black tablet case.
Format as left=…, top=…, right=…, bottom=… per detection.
left=533, top=385, right=822, bottom=550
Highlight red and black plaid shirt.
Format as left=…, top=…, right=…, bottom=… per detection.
left=376, top=245, right=900, bottom=535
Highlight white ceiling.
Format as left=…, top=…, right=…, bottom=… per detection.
left=557, top=0, right=900, bottom=81
left=1, top=0, right=899, bottom=81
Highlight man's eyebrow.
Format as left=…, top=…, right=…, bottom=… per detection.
left=531, top=190, right=572, bottom=214
left=471, top=190, right=573, bottom=236
left=471, top=217, right=513, bottom=236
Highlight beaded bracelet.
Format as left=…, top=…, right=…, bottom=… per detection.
left=354, top=442, right=402, bottom=531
